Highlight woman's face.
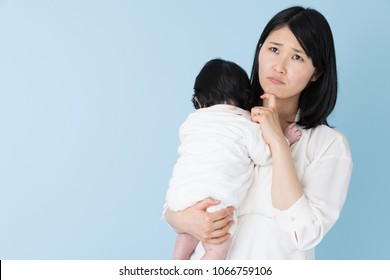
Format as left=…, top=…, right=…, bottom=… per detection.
left=258, top=26, right=318, bottom=102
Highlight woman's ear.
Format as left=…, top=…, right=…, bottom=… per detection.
left=310, top=69, right=323, bottom=82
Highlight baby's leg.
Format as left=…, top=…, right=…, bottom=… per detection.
left=173, top=233, right=199, bottom=260
left=284, top=123, right=302, bottom=146
left=201, top=238, right=232, bottom=260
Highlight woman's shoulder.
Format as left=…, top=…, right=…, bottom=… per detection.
left=304, top=125, right=351, bottom=160
left=309, top=124, right=346, bottom=140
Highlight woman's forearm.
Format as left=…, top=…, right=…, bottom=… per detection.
left=164, top=198, right=235, bottom=243
left=270, top=138, right=304, bottom=210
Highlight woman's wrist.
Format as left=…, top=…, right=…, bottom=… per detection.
left=269, top=134, right=290, bottom=152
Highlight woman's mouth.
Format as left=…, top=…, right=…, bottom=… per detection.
left=267, top=76, right=285, bottom=85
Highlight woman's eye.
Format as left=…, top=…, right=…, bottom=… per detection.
left=269, top=47, right=278, bottom=53
left=293, top=54, right=304, bottom=61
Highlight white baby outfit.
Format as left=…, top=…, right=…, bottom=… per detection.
left=166, top=104, right=271, bottom=233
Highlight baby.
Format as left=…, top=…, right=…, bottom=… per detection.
left=165, top=58, right=301, bottom=259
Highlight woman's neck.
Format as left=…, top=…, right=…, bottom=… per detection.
left=277, top=99, right=299, bottom=132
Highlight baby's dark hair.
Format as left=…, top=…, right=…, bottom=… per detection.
left=192, top=58, right=255, bottom=111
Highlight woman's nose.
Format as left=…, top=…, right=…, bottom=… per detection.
left=273, top=59, right=287, bottom=74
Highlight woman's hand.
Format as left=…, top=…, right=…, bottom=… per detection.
left=164, top=197, right=235, bottom=244
left=252, top=93, right=303, bottom=210
left=251, top=93, right=286, bottom=147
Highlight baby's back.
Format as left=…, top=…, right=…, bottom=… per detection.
left=166, top=105, right=270, bottom=211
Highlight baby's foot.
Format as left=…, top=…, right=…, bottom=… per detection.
left=284, top=123, right=301, bottom=146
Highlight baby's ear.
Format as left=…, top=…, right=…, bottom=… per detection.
left=194, top=96, right=202, bottom=108
left=310, top=69, right=323, bottom=82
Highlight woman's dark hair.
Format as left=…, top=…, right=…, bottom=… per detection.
left=250, top=6, right=337, bottom=128
left=193, top=58, right=255, bottom=111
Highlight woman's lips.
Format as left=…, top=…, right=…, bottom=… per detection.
left=267, top=76, right=285, bottom=85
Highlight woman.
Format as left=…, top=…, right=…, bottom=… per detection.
left=165, top=6, right=352, bottom=259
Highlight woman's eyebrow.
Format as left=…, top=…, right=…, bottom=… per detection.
left=268, top=41, right=305, bottom=54
left=268, top=41, right=283, bottom=46
left=292, top=47, right=305, bottom=54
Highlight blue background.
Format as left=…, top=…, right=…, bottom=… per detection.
left=0, top=0, right=389, bottom=259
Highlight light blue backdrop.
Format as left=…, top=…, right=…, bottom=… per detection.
left=0, top=0, right=389, bottom=259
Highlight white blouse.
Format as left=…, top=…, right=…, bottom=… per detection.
left=191, top=124, right=353, bottom=259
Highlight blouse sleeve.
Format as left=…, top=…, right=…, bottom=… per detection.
left=273, top=131, right=353, bottom=250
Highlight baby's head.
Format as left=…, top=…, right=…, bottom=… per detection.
left=192, top=58, right=254, bottom=111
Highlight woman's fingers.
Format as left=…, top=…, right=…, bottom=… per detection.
left=261, top=93, right=277, bottom=108
left=202, top=206, right=234, bottom=233
left=251, top=106, right=261, bottom=118
left=204, top=220, right=234, bottom=244
left=208, top=209, right=234, bottom=232
left=211, top=215, right=232, bottom=231
left=205, top=233, right=231, bottom=244
left=205, top=209, right=234, bottom=241
left=195, top=197, right=221, bottom=211
left=208, top=206, right=234, bottom=222
left=210, top=220, right=234, bottom=238
left=186, top=199, right=235, bottom=244
left=196, top=206, right=234, bottom=243
left=251, top=94, right=278, bottom=122
left=251, top=106, right=274, bottom=123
